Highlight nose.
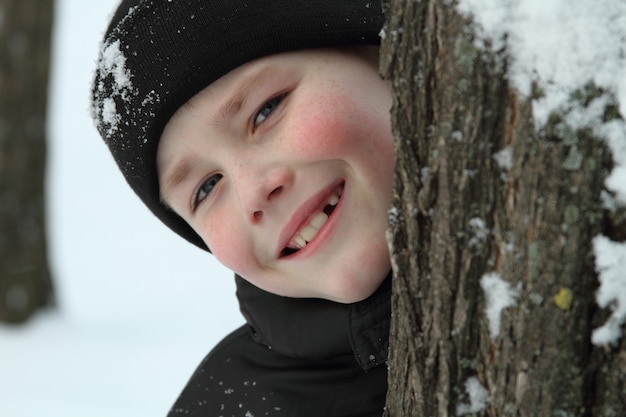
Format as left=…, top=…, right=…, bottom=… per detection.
left=234, top=163, right=293, bottom=224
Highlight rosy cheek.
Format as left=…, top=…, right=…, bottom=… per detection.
left=201, top=218, right=249, bottom=274
left=288, top=102, right=352, bottom=158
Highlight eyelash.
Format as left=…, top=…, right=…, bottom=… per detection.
left=252, top=93, right=287, bottom=130
left=193, top=173, right=223, bottom=210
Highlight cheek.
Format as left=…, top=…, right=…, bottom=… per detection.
left=285, top=105, right=339, bottom=158
left=290, top=94, right=394, bottom=173
left=200, top=215, right=250, bottom=274
left=328, top=101, right=395, bottom=203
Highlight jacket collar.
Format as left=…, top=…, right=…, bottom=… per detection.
left=235, top=273, right=391, bottom=371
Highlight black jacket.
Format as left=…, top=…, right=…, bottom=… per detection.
left=167, top=275, right=391, bottom=417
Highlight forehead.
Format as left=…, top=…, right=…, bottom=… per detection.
left=182, top=63, right=277, bottom=123
left=180, top=46, right=379, bottom=114
left=188, top=50, right=320, bottom=105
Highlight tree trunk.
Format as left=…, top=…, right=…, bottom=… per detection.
left=0, top=0, right=54, bottom=323
left=380, top=1, right=626, bottom=416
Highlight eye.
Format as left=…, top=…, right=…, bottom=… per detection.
left=193, top=173, right=223, bottom=209
left=252, top=93, right=286, bottom=130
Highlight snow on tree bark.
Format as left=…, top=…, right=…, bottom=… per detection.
left=380, top=0, right=626, bottom=416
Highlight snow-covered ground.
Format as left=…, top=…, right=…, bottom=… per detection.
left=0, top=2, right=242, bottom=416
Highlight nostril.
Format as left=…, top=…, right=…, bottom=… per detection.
left=253, top=210, right=263, bottom=222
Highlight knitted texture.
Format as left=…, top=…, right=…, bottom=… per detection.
left=91, top=0, right=384, bottom=250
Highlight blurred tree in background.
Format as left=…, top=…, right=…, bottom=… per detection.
left=0, top=0, right=54, bottom=323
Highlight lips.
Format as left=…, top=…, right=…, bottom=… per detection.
left=279, top=182, right=344, bottom=258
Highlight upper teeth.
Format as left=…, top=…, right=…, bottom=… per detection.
left=291, top=190, right=341, bottom=249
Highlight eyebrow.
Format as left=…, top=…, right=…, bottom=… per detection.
left=160, top=156, right=193, bottom=206
left=216, top=67, right=273, bottom=124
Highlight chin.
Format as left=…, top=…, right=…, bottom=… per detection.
left=326, top=270, right=389, bottom=304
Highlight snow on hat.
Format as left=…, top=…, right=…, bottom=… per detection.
left=91, top=0, right=384, bottom=251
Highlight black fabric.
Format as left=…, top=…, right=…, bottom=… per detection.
left=348, top=277, right=391, bottom=371
left=235, top=275, right=352, bottom=360
left=236, top=274, right=391, bottom=369
left=168, top=276, right=391, bottom=417
left=91, top=0, right=384, bottom=251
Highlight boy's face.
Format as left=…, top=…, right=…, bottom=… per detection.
left=157, top=47, right=394, bottom=303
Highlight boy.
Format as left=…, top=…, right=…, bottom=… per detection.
left=92, top=1, right=394, bottom=416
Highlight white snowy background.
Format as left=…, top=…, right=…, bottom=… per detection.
left=1, top=0, right=625, bottom=416
left=0, top=1, right=243, bottom=416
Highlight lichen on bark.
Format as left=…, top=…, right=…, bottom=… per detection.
left=380, top=1, right=625, bottom=416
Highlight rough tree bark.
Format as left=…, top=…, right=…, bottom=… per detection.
left=0, top=0, right=54, bottom=323
left=380, top=1, right=626, bottom=416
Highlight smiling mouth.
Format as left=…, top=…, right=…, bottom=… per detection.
left=280, top=183, right=344, bottom=257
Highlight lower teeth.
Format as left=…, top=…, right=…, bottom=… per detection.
left=282, top=189, right=341, bottom=257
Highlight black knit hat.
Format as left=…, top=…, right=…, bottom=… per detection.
left=91, top=0, right=384, bottom=251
